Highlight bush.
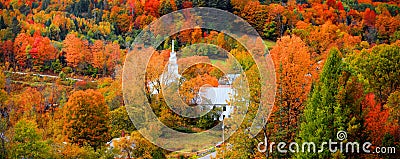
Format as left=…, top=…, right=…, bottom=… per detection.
left=51, top=59, right=62, bottom=73
left=62, top=66, right=73, bottom=74
left=59, top=71, right=66, bottom=80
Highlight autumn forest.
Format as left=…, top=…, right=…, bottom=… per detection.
left=0, top=0, right=399, bottom=158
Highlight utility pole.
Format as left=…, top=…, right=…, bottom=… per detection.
left=222, top=116, right=224, bottom=159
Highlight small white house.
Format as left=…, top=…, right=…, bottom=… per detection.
left=198, top=86, right=235, bottom=121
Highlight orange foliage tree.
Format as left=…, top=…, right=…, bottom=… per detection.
left=13, top=33, right=31, bottom=68
left=92, top=40, right=121, bottom=75
left=9, top=87, right=43, bottom=126
left=268, top=35, right=312, bottom=143
left=191, top=27, right=203, bottom=44
left=179, top=73, right=218, bottom=105
left=145, top=50, right=169, bottom=95
left=116, top=13, right=132, bottom=33
left=375, top=14, right=400, bottom=42
left=62, top=89, right=110, bottom=149
left=63, top=33, right=91, bottom=68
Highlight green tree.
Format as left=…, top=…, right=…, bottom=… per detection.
left=358, top=44, right=400, bottom=104
left=0, top=118, right=5, bottom=158
left=110, top=106, right=136, bottom=138
left=159, top=0, right=173, bottom=16
left=296, top=48, right=348, bottom=158
left=11, top=119, right=51, bottom=158
left=0, top=68, right=7, bottom=158
left=129, top=131, right=166, bottom=159
left=386, top=91, right=400, bottom=136
left=263, top=21, right=277, bottom=40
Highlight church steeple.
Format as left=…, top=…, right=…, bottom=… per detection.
left=167, top=40, right=179, bottom=77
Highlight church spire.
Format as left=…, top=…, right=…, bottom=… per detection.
left=167, top=40, right=179, bottom=79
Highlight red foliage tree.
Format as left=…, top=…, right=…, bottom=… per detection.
left=144, top=0, right=160, bottom=17
left=0, top=40, right=14, bottom=64
left=364, top=93, right=398, bottom=146
left=13, top=33, right=58, bottom=69
left=326, top=0, right=336, bottom=8
left=337, top=1, right=344, bottom=10
left=182, top=1, right=193, bottom=9
left=30, top=33, right=58, bottom=66
left=363, top=8, right=376, bottom=27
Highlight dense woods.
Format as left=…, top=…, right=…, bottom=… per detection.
left=0, top=0, right=399, bottom=158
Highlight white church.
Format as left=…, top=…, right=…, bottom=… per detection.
left=150, top=40, right=239, bottom=121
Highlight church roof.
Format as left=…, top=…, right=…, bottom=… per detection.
left=199, top=86, right=234, bottom=105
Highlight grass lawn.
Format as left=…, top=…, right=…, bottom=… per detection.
left=210, top=59, right=226, bottom=65
left=156, top=130, right=221, bottom=152
left=263, top=40, right=276, bottom=50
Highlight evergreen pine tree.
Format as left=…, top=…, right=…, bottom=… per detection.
left=11, top=17, right=21, bottom=37
left=0, top=16, right=6, bottom=30
left=296, top=48, right=349, bottom=158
